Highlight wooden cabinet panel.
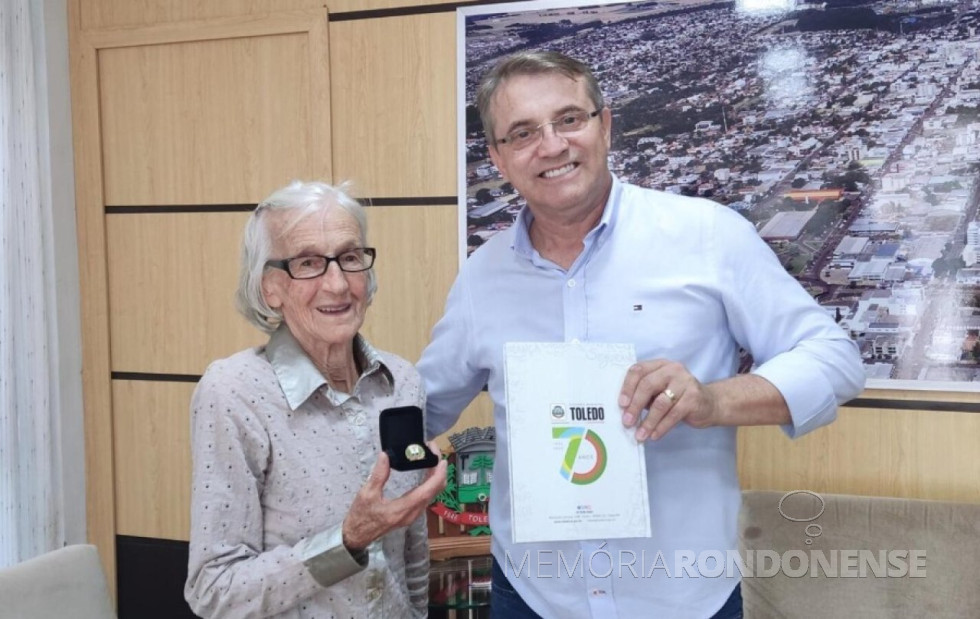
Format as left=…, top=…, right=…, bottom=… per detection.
left=738, top=407, right=980, bottom=503
left=78, top=0, right=455, bottom=31
left=78, top=0, right=317, bottom=31
left=359, top=204, right=457, bottom=361
left=113, top=380, right=196, bottom=540
left=98, top=33, right=321, bottom=205
left=329, top=13, right=456, bottom=197
left=106, top=212, right=266, bottom=374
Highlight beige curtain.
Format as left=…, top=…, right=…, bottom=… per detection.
left=0, top=0, right=66, bottom=567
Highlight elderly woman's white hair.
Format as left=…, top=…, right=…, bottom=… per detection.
left=236, top=180, right=377, bottom=333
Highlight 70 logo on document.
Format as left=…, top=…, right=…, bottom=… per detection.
left=552, top=426, right=608, bottom=485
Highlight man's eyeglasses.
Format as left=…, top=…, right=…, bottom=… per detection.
left=265, top=247, right=376, bottom=280
left=495, top=109, right=601, bottom=150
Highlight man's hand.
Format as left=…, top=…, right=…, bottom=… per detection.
left=341, top=441, right=447, bottom=552
left=618, top=359, right=721, bottom=441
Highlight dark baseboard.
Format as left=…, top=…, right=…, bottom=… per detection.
left=116, top=535, right=196, bottom=619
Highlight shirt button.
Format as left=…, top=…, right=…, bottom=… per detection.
left=352, top=413, right=366, bottom=426
left=567, top=279, right=576, bottom=287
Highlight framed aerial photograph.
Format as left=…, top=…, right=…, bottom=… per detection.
left=456, top=0, right=980, bottom=391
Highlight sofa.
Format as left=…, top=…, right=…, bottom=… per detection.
left=738, top=490, right=980, bottom=618
left=0, top=544, right=115, bottom=619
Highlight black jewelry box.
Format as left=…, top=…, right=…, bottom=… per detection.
left=379, top=406, right=439, bottom=471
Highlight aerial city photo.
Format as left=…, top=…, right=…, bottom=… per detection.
left=461, top=0, right=980, bottom=387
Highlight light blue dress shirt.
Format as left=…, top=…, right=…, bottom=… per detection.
left=418, top=177, right=865, bottom=618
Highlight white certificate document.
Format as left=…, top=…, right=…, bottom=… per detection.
left=504, top=342, right=651, bottom=544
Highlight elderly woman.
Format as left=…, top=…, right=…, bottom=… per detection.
left=184, top=181, right=446, bottom=618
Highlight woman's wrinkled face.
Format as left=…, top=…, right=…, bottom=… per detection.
left=261, top=206, right=370, bottom=354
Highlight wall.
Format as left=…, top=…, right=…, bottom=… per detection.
left=65, top=0, right=980, bottom=613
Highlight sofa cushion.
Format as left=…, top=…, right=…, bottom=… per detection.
left=739, top=490, right=980, bottom=618
left=0, top=544, right=115, bottom=619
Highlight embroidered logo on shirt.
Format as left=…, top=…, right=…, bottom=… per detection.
left=633, top=304, right=643, bottom=311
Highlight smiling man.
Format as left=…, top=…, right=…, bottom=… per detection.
left=418, top=51, right=865, bottom=619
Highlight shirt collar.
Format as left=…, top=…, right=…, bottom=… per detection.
left=510, top=175, right=623, bottom=257
left=264, top=325, right=393, bottom=410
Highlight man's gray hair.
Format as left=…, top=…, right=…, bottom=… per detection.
left=235, top=180, right=377, bottom=333
left=475, top=50, right=605, bottom=148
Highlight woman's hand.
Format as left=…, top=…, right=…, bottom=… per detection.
left=341, top=441, right=447, bottom=553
